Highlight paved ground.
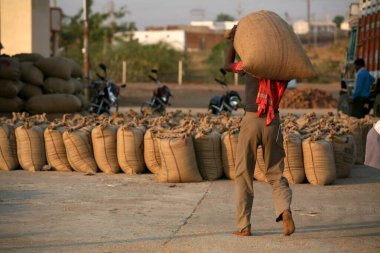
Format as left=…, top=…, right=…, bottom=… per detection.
left=0, top=165, right=379, bottom=253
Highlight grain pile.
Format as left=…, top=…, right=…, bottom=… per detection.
left=280, top=88, right=337, bottom=109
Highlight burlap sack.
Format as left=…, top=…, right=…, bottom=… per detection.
left=0, top=57, right=21, bottom=80
left=221, top=130, right=239, bottom=180
left=61, top=58, right=83, bottom=78
left=44, top=77, right=76, bottom=94
left=144, top=128, right=161, bottom=174
left=44, top=125, right=72, bottom=172
left=35, top=57, right=72, bottom=80
left=283, top=133, right=305, bottom=184
left=302, top=137, right=336, bottom=185
left=331, top=135, right=355, bottom=178
left=158, top=134, right=202, bottom=183
left=63, top=127, right=97, bottom=174
left=20, top=62, right=44, bottom=86
left=71, top=78, right=84, bottom=93
left=13, top=53, right=43, bottom=63
left=15, top=122, right=46, bottom=171
left=19, top=83, right=43, bottom=100
left=75, top=93, right=90, bottom=110
left=0, top=80, right=24, bottom=98
left=92, top=124, right=120, bottom=174
left=193, top=130, right=223, bottom=180
left=0, top=123, right=18, bottom=171
left=117, top=125, right=145, bottom=174
left=350, top=124, right=371, bottom=164
left=26, top=94, right=82, bottom=113
left=234, top=10, right=315, bottom=80
left=254, top=146, right=267, bottom=182
left=0, top=97, right=24, bottom=112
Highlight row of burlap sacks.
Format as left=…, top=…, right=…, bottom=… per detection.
left=0, top=53, right=86, bottom=113
left=0, top=110, right=376, bottom=186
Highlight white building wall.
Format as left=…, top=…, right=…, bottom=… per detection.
left=132, top=30, right=186, bottom=51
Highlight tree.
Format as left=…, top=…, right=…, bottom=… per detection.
left=333, top=15, right=345, bottom=29
left=215, top=13, right=235, bottom=22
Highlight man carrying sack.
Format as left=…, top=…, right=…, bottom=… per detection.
left=224, top=11, right=315, bottom=237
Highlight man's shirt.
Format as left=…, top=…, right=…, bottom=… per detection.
left=352, top=67, right=375, bottom=99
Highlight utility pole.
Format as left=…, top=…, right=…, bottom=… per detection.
left=83, top=0, right=90, bottom=100
left=307, top=0, right=312, bottom=51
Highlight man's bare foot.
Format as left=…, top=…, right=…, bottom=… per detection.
left=282, top=210, right=295, bottom=236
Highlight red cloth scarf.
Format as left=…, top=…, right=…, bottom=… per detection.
left=256, top=79, right=287, bottom=125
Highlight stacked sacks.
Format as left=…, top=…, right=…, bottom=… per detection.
left=0, top=117, right=18, bottom=171
left=221, top=118, right=241, bottom=180
left=0, top=57, right=24, bottom=112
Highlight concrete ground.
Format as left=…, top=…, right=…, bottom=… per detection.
left=0, top=165, right=379, bottom=253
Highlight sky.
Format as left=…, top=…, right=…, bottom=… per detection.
left=56, top=0, right=354, bottom=30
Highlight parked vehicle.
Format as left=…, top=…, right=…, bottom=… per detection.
left=208, top=68, right=242, bottom=115
left=338, top=0, right=380, bottom=116
left=141, top=69, right=173, bottom=114
left=88, top=63, right=126, bottom=114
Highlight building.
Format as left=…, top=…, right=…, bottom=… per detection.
left=0, top=0, right=50, bottom=56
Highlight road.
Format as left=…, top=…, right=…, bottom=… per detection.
left=0, top=165, right=379, bottom=253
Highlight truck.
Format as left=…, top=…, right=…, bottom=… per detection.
left=338, top=0, right=380, bottom=117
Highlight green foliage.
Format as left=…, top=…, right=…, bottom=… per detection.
left=215, top=13, right=235, bottom=22
left=333, top=15, right=345, bottom=29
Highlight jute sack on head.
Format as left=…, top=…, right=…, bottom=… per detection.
left=44, top=124, right=72, bottom=172
left=193, top=129, right=223, bottom=180
left=35, top=57, right=72, bottom=80
left=0, top=97, right=24, bottom=112
left=26, top=94, right=82, bottom=114
left=330, top=134, right=355, bottom=178
left=254, top=146, right=267, bottom=182
left=0, top=123, right=18, bottom=171
left=283, top=132, right=305, bottom=184
left=221, top=130, right=239, bottom=180
left=20, top=62, right=44, bottom=86
left=92, top=124, right=120, bottom=174
left=15, top=122, right=46, bottom=171
left=117, top=124, right=145, bottom=174
left=63, top=126, right=97, bottom=174
left=144, top=128, right=161, bottom=174
left=0, top=80, right=24, bottom=98
left=0, top=57, right=21, bottom=80
left=157, top=134, right=202, bottom=183
left=19, top=83, right=43, bottom=100
left=302, top=137, right=336, bottom=185
left=44, top=77, right=76, bottom=94
left=234, top=10, right=315, bottom=80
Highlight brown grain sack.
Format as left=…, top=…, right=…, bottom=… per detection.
left=0, top=97, right=24, bottom=112
left=144, top=128, right=161, bottom=174
left=92, top=124, right=120, bottom=174
left=193, top=130, right=223, bottom=180
left=302, top=137, right=336, bottom=185
left=20, top=62, right=44, bottom=86
left=0, top=123, right=18, bottom=171
left=254, top=146, right=267, bottom=182
left=0, top=80, right=24, bottom=98
left=75, top=93, right=90, bottom=110
left=234, top=10, right=315, bottom=80
left=283, top=133, right=305, bottom=184
left=158, top=135, right=202, bottom=183
left=35, top=57, right=72, bottom=80
left=15, top=122, right=46, bottom=171
left=44, top=77, right=76, bottom=94
left=44, top=126, right=72, bottom=172
left=26, top=94, right=82, bottom=114
left=19, top=83, right=43, bottom=100
left=221, top=130, right=239, bottom=180
left=71, top=78, right=84, bottom=93
left=0, top=57, right=21, bottom=80
left=13, top=53, right=43, bottom=63
left=117, top=125, right=145, bottom=174
left=350, top=124, right=371, bottom=164
left=63, top=128, right=97, bottom=174
left=331, top=135, right=355, bottom=178
left=62, top=58, right=83, bottom=78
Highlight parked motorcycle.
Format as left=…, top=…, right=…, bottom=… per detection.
left=88, top=63, right=126, bottom=115
left=208, top=68, right=242, bottom=115
left=140, top=69, right=172, bottom=114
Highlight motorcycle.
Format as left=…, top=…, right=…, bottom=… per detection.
left=140, top=69, right=172, bottom=114
left=88, top=63, right=126, bottom=115
left=208, top=68, right=242, bottom=115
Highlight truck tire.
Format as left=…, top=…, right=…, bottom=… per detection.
left=374, top=94, right=380, bottom=117
left=337, top=93, right=351, bottom=115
